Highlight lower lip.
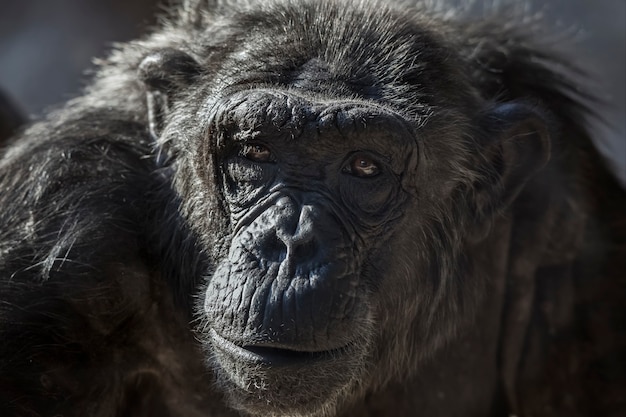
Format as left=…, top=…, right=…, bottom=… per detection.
left=209, top=329, right=346, bottom=367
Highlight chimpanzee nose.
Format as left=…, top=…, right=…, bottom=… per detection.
left=271, top=196, right=321, bottom=264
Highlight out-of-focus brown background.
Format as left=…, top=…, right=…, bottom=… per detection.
left=0, top=0, right=624, bottom=179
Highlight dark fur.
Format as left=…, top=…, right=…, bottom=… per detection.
left=1, top=1, right=624, bottom=416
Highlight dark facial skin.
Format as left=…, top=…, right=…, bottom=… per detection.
left=199, top=90, right=418, bottom=412
left=1, top=1, right=624, bottom=417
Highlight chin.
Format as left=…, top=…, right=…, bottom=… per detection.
left=207, top=329, right=367, bottom=417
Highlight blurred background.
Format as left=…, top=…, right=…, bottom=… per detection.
left=0, top=0, right=624, bottom=180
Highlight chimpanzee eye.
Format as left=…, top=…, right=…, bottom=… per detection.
left=343, top=153, right=380, bottom=177
left=242, top=144, right=273, bottom=163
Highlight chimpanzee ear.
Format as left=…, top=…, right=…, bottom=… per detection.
left=138, top=48, right=202, bottom=141
left=470, top=102, right=552, bottom=239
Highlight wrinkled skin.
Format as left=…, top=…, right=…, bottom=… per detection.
left=0, top=1, right=624, bottom=417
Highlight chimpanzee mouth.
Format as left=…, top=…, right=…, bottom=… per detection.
left=209, top=329, right=349, bottom=367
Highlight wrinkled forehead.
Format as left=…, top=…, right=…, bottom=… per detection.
left=207, top=89, right=417, bottom=152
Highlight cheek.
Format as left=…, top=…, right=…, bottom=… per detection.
left=222, top=159, right=275, bottom=208
left=360, top=212, right=436, bottom=324
left=203, top=251, right=281, bottom=336
left=338, top=175, right=405, bottom=227
left=366, top=233, right=424, bottom=301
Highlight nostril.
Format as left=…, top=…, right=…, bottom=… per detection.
left=290, top=237, right=320, bottom=262
left=259, top=232, right=288, bottom=263
left=251, top=197, right=325, bottom=264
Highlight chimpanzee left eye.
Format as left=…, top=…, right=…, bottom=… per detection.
left=242, top=144, right=273, bottom=163
left=343, top=153, right=380, bottom=177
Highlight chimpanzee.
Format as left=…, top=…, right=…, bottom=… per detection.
left=0, top=1, right=624, bottom=416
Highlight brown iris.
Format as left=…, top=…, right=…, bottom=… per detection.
left=344, top=153, right=380, bottom=177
